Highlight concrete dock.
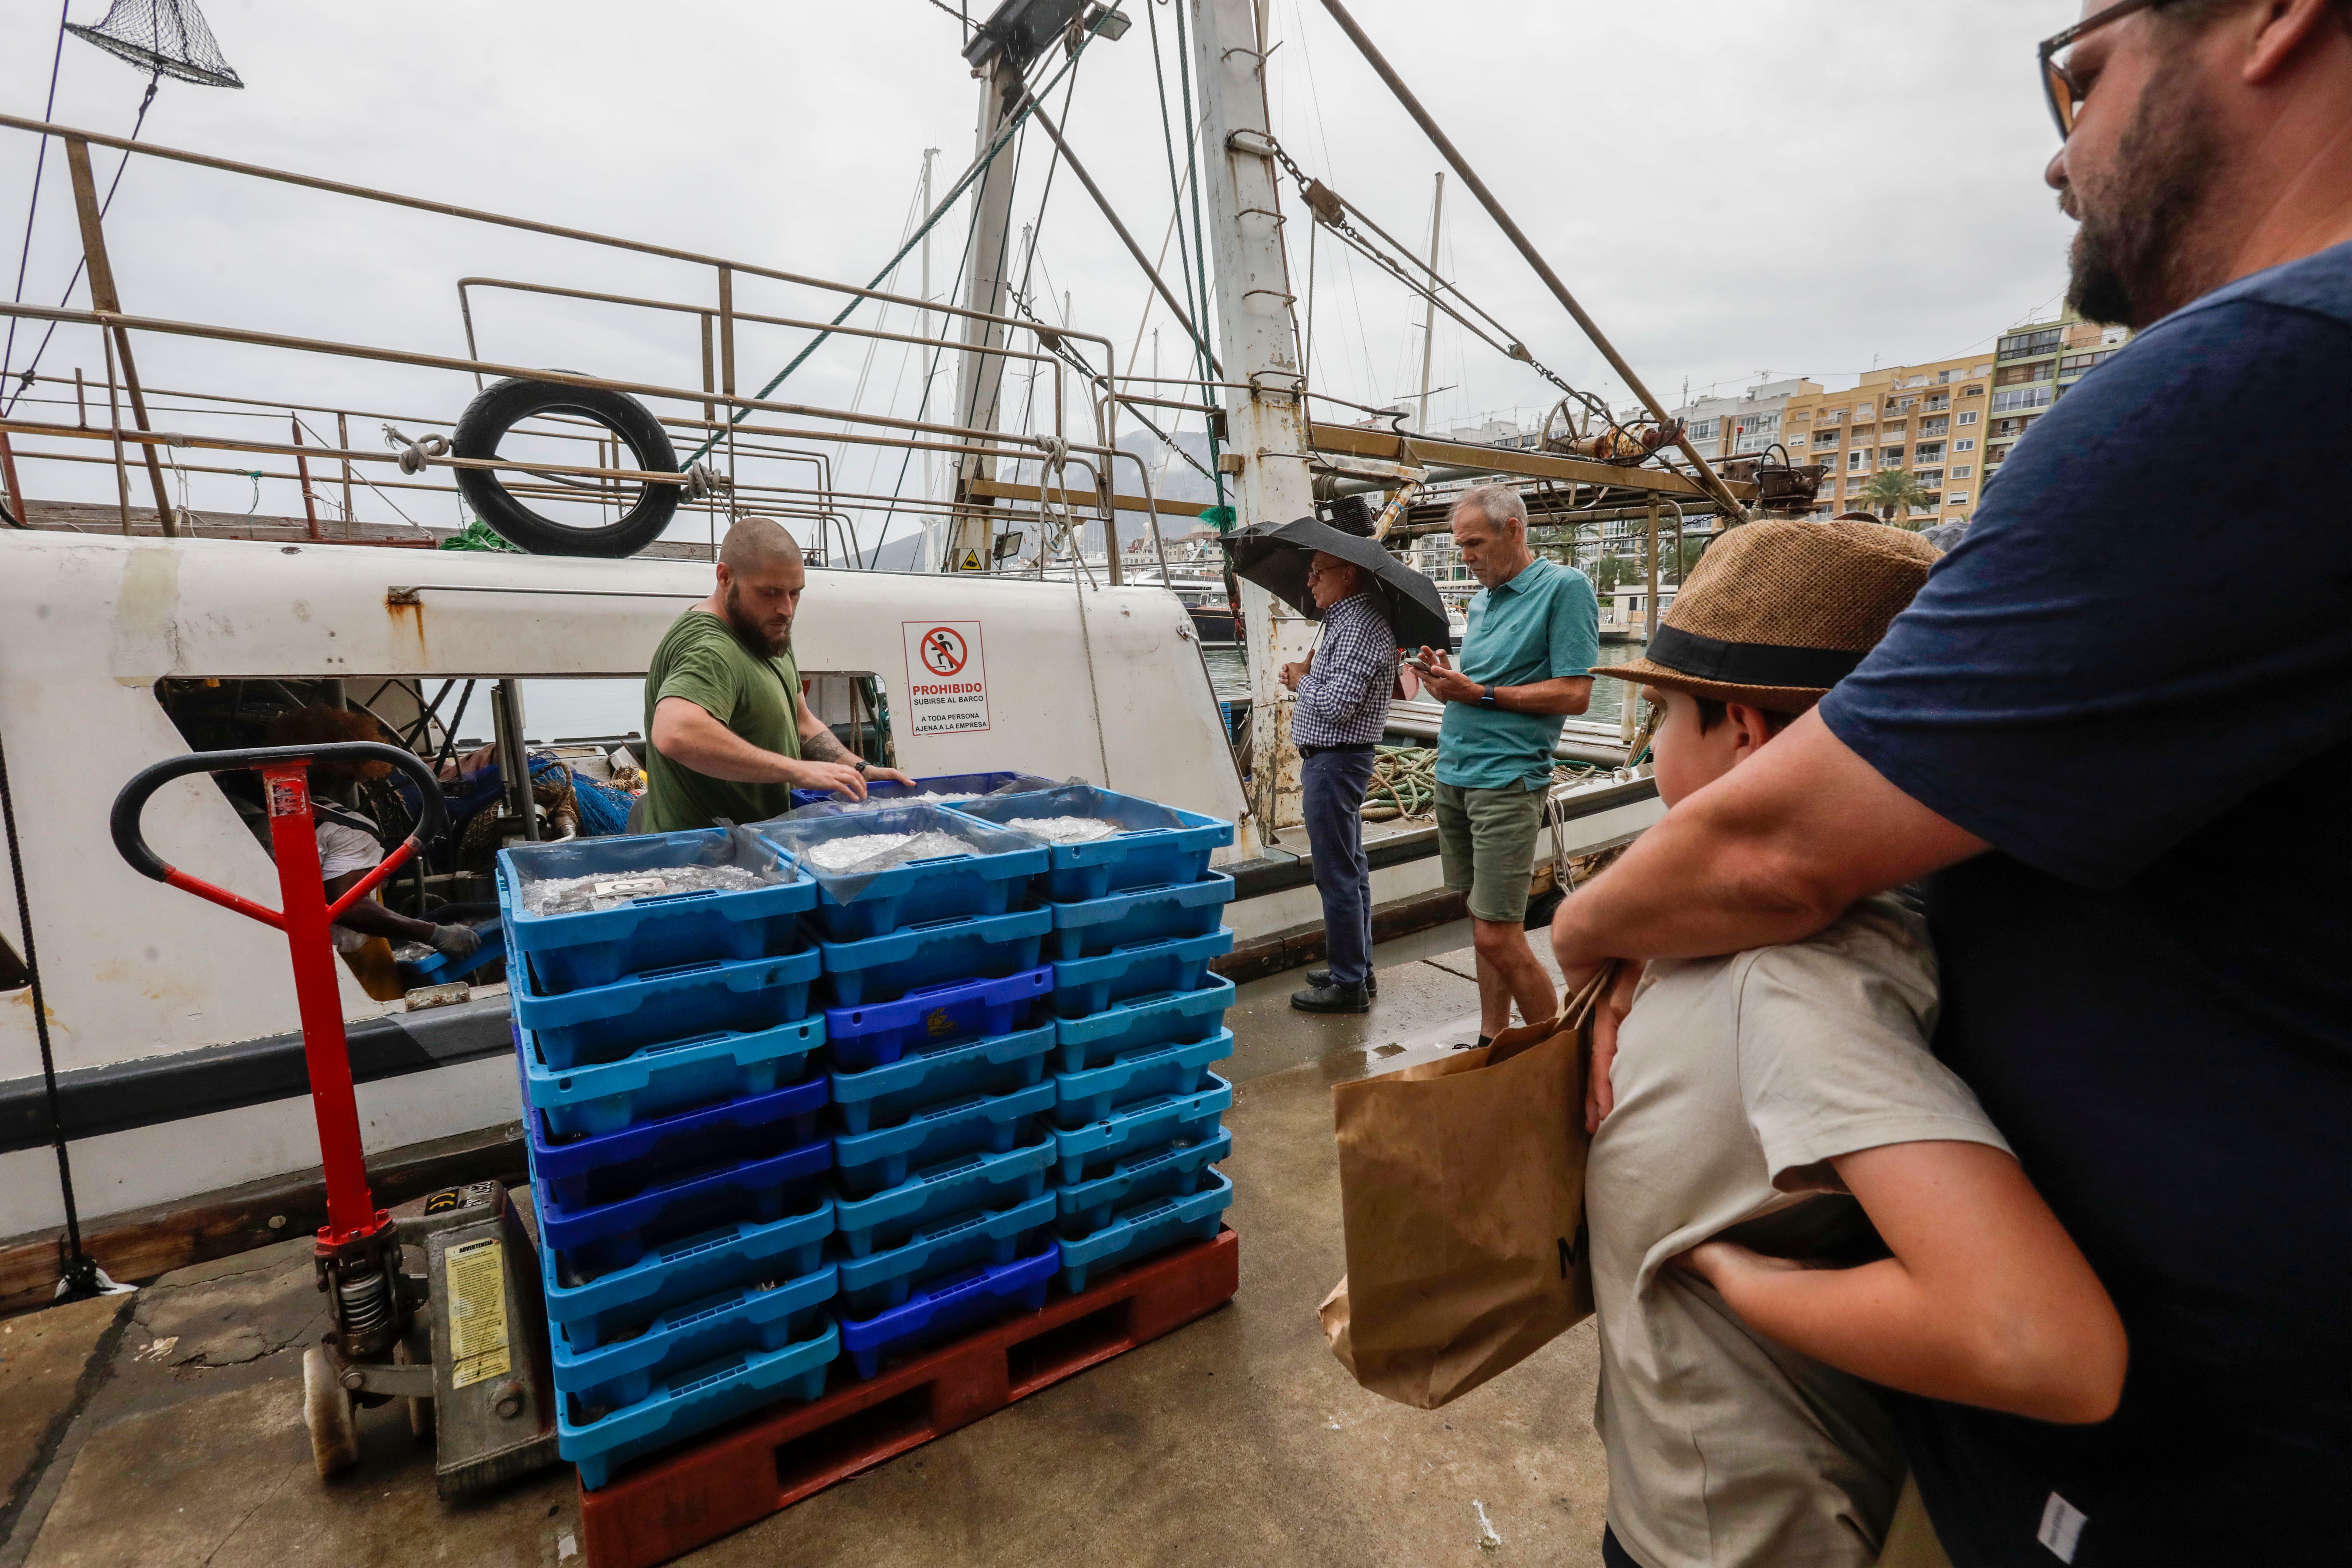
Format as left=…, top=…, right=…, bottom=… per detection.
left=0, top=930, right=1610, bottom=1568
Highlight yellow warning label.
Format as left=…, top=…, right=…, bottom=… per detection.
left=925, top=1006, right=953, bottom=1038
left=956, top=548, right=985, bottom=572
left=444, top=1236, right=511, bottom=1390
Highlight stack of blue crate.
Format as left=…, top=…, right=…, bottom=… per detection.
left=951, top=787, right=1241, bottom=1299
left=498, top=827, right=839, bottom=1491
left=759, top=804, right=1065, bottom=1382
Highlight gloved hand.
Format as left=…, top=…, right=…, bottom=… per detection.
left=429, top=923, right=482, bottom=962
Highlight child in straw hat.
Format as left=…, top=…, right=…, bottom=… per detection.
left=1571, top=521, right=2126, bottom=1568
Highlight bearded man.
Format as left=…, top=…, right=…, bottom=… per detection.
left=642, top=517, right=912, bottom=832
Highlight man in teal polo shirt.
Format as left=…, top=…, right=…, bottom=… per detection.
left=1414, top=483, right=1597, bottom=1046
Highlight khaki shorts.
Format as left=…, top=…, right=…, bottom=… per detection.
left=1435, top=779, right=1545, bottom=924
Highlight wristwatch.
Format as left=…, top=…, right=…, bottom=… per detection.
left=1480, top=685, right=1498, bottom=709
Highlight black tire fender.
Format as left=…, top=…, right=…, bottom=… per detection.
left=450, top=377, right=681, bottom=558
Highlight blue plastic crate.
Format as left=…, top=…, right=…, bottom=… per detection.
left=834, top=1189, right=1057, bottom=1318
left=832, top=1133, right=1052, bottom=1260
left=756, top=803, right=1049, bottom=943
left=538, top=1138, right=833, bottom=1281
left=1053, top=1073, right=1231, bottom=1184
left=815, top=904, right=1051, bottom=1008
left=951, top=785, right=1233, bottom=902
left=1057, top=1170, right=1235, bottom=1294
left=539, top=1202, right=834, bottom=1352
left=1051, top=974, right=1234, bottom=1073
left=552, top=1263, right=836, bottom=1417
left=786, top=771, right=1060, bottom=812
left=837, top=1241, right=1057, bottom=1381
left=527, top=1072, right=828, bottom=1211
left=520, top=1016, right=825, bottom=1139
left=1055, top=1127, right=1231, bottom=1237
left=829, top=1022, right=1053, bottom=1136
left=1042, top=873, right=1237, bottom=961
left=514, top=947, right=820, bottom=1072
left=831, top=1078, right=1054, bottom=1197
left=402, top=919, right=506, bottom=986
left=823, top=967, right=1052, bottom=1072
left=1050, top=928, right=1234, bottom=1019
left=564, top=1317, right=838, bottom=1491
left=1052, top=1030, right=1234, bottom=1130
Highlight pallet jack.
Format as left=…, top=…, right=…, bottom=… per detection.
left=112, top=741, right=561, bottom=1496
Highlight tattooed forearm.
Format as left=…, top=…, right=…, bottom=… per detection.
left=799, top=723, right=857, bottom=766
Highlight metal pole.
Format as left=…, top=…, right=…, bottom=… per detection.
left=336, top=411, right=351, bottom=535
left=62, top=137, right=178, bottom=536
left=1416, top=172, right=1443, bottom=433
left=922, top=146, right=938, bottom=515
left=1644, top=491, right=1660, bottom=645
left=103, top=331, right=129, bottom=533
left=951, top=58, right=1023, bottom=574
left=492, top=680, right=539, bottom=842
left=0, top=427, right=24, bottom=527
left=291, top=414, right=321, bottom=540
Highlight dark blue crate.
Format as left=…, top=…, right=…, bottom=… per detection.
left=1055, top=1127, right=1231, bottom=1237
left=950, top=785, right=1233, bottom=902
left=1051, top=975, right=1234, bottom=1073
left=1057, top=1170, right=1235, bottom=1294
left=1049, top=929, right=1234, bottom=1019
left=520, top=1016, right=825, bottom=1140
left=538, top=1138, right=832, bottom=1281
left=756, top=803, right=1049, bottom=943
left=829, top=1023, right=1053, bottom=1136
left=401, top=919, right=505, bottom=986
left=527, top=1073, right=828, bottom=1211
left=552, top=1263, right=836, bottom=1416
left=831, top=1133, right=1053, bottom=1260
left=785, top=771, right=1059, bottom=812
left=539, top=1202, right=834, bottom=1352
left=1053, top=1073, right=1231, bottom=1184
left=837, top=1241, right=1057, bottom=1381
left=815, top=904, right=1051, bottom=1008
left=1052, top=1030, right=1234, bottom=1130
left=515, top=947, right=820, bottom=1072
left=831, top=1078, right=1054, bottom=1197
left=564, top=1317, right=838, bottom=1491
left=823, top=967, right=1052, bottom=1072
left=1042, top=873, right=1237, bottom=961
left=498, top=828, right=817, bottom=994
left=834, top=1189, right=1057, bottom=1318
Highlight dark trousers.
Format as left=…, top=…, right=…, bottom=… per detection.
left=1301, top=746, right=1377, bottom=988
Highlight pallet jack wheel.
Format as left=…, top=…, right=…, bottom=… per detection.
left=302, top=1343, right=362, bottom=1478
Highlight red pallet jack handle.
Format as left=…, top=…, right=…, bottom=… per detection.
left=111, top=742, right=449, bottom=1246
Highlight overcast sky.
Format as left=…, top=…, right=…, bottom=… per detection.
left=0, top=0, right=2087, bottom=546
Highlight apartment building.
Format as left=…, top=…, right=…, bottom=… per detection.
left=1772, top=354, right=1996, bottom=524
left=1983, top=309, right=2132, bottom=486
left=1671, top=376, right=1823, bottom=463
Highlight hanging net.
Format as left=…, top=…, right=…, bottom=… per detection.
left=65, top=0, right=243, bottom=90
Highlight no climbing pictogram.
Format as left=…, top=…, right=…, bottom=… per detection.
left=917, top=627, right=969, bottom=676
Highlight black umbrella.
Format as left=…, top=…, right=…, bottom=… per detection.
left=1220, top=516, right=1451, bottom=652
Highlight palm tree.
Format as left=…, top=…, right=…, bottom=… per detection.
left=1857, top=468, right=1933, bottom=525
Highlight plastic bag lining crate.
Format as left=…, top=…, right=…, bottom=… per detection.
left=834, top=1189, right=1057, bottom=1318
left=814, top=903, right=1050, bottom=1008
left=823, top=966, right=1051, bottom=1072
left=520, top=1016, right=825, bottom=1140
left=785, top=771, right=1059, bottom=812
left=831, top=1135, right=1052, bottom=1259
left=830, top=1078, right=1054, bottom=1197
left=553, top=1262, right=836, bottom=1418
left=539, top=1138, right=833, bottom=1281
left=527, top=1071, right=827, bottom=1211
left=756, top=803, right=1048, bottom=943
left=837, top=1239, right=1057, bottom=1380
left=540, top=1202, right=834, bottom=1352
left=1057, top=1171, right=1236, bottom=1294
left=1042, top=872, right=1236, bottom=961
left=564, top=1317, right=839, bottom=1491
left=1054, top=1073, right=1231, bottom=1184
left=1056, top=1126, right=1231, bottom=1236
left=1052, top=1029, right=1234, bottom=1129
left=515, top=947, right=820, bottom=1072
left=498, top=826, right=817, bottom=994
left=1050, top=928, right=1234, bottom=1019
left=1052, top=974, right=1234, bottom=1073
left=828, top=1022, right=1052, bottom=1136
left=950, top=784, right=1234, bottom=902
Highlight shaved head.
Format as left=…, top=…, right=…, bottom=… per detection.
left=719, top=516, right=804, bottom=574
left=714, top=517, right=807, bottom=653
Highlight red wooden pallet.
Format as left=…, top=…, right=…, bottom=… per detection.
left=579, top=1227, right=1240, bottom=1568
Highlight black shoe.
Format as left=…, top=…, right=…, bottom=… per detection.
left=1308, top=967, right=1377, bottom=995
left=1291, top=981, right=1373, bottom=1014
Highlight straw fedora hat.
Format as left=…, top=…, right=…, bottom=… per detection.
left=1600, top=518, right=1940, bottom=710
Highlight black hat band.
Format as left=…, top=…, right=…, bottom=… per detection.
left=1645, top=624, right=1866, bottom=689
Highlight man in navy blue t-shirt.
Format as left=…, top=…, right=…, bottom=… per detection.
left=1554, top=2, right=2350, bottom=1562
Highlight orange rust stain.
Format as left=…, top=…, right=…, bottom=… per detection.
left=386, top=598, right=427, bottom=662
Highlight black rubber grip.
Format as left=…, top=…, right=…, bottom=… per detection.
left=111, top=743, right=449, bottom=882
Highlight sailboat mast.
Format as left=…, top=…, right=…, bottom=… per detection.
left=950, top=58, right=1023, bottom=574
left=1416, top=172, right=1443, bottom=433
left=922, top=145, right=939, bottom=520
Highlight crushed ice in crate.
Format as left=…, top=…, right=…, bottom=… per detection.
left=803, top=829, right=978, bottom=873
left=522, top=862, right=779, bottom=915
left=1002, top=816, right=1122, bottom=844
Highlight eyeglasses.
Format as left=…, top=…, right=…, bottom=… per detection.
left=2039, top=0, right=2161, bottom=141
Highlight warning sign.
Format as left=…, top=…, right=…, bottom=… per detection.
left=443, top=1236, right=511, bottom=1389
left=903, top=621, right=989, bottom=736
left=955, top=547, right=985, bottom=572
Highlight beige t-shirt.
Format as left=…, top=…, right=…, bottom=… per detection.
left=1586, top=894, right=2010, bottom=1568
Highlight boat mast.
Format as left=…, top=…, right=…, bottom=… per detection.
left=922, top=145, right=940, bottom=527
left=948, top=54, right=1024, bottom=575
left=1416, top=172, right=1443, bottom=434
left=1189, top=0, right=1316, bottom=841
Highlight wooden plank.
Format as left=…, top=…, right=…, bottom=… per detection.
left=1309, top=421, right=1750, bottom=502
left=967, top=477, right=1205, bottom=519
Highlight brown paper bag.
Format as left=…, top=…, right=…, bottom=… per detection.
left=1320, top=966, right=1611, bottom=1408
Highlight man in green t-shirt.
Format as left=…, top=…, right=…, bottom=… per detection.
left=640, top=518, right=913, bottom=833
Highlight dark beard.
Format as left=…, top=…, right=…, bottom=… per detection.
left=722, top=582, right=789, bottom=655
left=2063, top=50, right=2225, bottom=329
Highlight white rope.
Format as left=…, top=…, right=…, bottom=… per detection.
left=381, top=424, right=449, bottom=475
